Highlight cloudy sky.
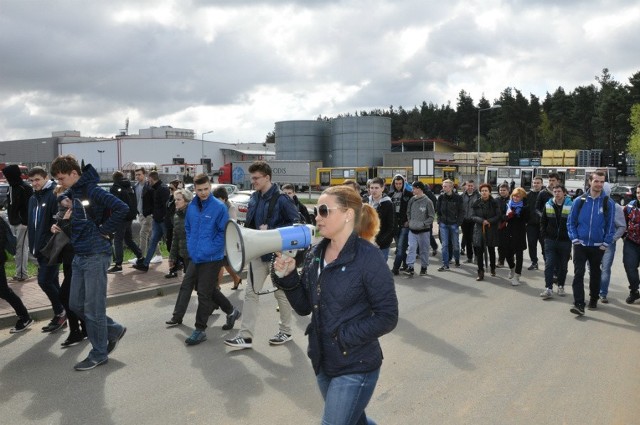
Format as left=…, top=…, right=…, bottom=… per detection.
left=1, top=0, right=638, bottom=144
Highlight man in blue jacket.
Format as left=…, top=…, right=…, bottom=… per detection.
left=51, top=155, right=128, bottom=371
left=27, top=167, right=65, bottom=333
left=567, top=171, right=616, bottom=315
left=184, top=173, right=240, bottom=345
left=225, top=161, right=300, bottom=350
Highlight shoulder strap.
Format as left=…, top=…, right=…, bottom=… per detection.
left=263, top=191, right=281, bottom=226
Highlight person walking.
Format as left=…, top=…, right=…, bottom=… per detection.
left=500, top=187, right=530, bottom=286
left=526, top=177, right=544, bottom=270
left=623, top=184, right=640, bottom=305
left=539, top=185, right=573, bottom=299
left=461, top=180, right=480, bottom=264
left=367, top=177, right=395, bottom=261
left=389, top=174, right=413, bottom=275
left=133, top=171, right=170, bottom=272
left=598, top=183, right=626, bottom=303
left=471, top=183, right=500, bottom=281
left=4, top=164, right=32, bottom=281
left=108, top=171, right=144, bottom=273
left=436, top=179, right=463, bottom=271
left=272, top=185, right=398, bottom=425
left=567, top=171, right=616, bottom=315
left=403, top=181, right=435, bottom=277
left=496, top=183, right=511, bottom=267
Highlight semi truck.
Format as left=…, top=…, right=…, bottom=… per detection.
left=219, top=160, right=322, bottom=191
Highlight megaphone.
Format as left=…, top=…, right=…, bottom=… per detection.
left=225, top=221, right=316, bottom=276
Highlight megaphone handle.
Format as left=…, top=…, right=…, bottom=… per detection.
left=273, top=250, right=296, bottom=278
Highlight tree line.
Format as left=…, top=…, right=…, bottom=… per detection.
left=281, top=68, right=639, bottom=156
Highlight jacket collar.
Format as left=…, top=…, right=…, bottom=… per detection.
left=314, top=232, right=359, bottom=268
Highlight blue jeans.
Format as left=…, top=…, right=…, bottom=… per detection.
left=407, top=230, right=430, bottom=269
left=70, top=253, right=125, bottom=362
left=37, top=256, right=63, bottom=315
left=623, top=239, right=640, bottom=292
left=316, top=368, right=380, bottom=425
left=392, top=227, right=409, bottom=271
left=599, top=240, right=617, bottom=296
left=439, top=223, right=460, bottom=267
left=144, top=221, right=167, bottom=266
left=543, top=239, right=571, bottom=289
left=571, top=245, right=604, bottom=307
left=379, top=247, right=389, bottom=262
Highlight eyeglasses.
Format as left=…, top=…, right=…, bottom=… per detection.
left=316, top=204, right=344, bottom=218
left=250, top=174, right=266, bottom=182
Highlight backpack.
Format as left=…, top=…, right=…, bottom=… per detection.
left=0, top=216, right=17, bottom=255
left=575, top=193, right=609, bottom=217
left=114, top=185, right=138, bottom=221
left=625, top=200, right=640, bottom=245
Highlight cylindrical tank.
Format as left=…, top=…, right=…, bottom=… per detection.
left=275, top=120, right=328, bottom=162
left=329, top=116, right=391, bottom=167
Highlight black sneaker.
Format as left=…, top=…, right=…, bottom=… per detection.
left=132, top=263, right=149, bottom=272
left=42, top=313, right=67, bottom=333
left=74, top=357, right=108, bottom=371
left=165, top=317, right=182, bottom=327
left=419, top=267, right=427, bottom=276
left=626, top=291, right=640, bottom=304
left=527, top=263, right=538, bottom=271
left=437, top=265, right=449, bottom=272
left=224, top=335, right=253, bottom=349
left=10, top=317, right=33, bottom=333
left=587, top=299, right=598, bottom=310
left=107, top=327, right=127, bottom=354
left=403, top=267, right=414, bottom=277
left=431, top=250, right=437, bottom=257
left=465, top=258, right=474, bottom=264
left=455, top=260, right=460, bottom=267
left=391, top=268, right=399, bottom=276
left=61, top=332, right=87, bottom=348
left=221, top=308, right=241, bottom=331
left=107, top=265, right=123, bottom=274
left=164, top=271, right=178, bottom=279
left=570, top=305, right=585, bottom=316
left=400, top=265, right=408, bottom=271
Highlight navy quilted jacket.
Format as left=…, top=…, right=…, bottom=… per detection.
left=277, top=233, right=398, bottom=377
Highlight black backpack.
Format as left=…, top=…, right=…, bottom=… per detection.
left=114, top=185, right=138, bottom=221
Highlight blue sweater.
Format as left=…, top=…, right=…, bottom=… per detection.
left=185, top=194, right=228, bottom=264
left=68, top=165, right=129, bottom=256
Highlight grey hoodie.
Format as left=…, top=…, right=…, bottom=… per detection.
left=407, top=194, right=435, bottom=233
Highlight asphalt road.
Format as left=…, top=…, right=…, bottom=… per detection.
left=1, top=254, right=640, bottom=425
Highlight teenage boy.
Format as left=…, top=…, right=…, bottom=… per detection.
left=4, top=164, right=32, bottom=281
left=133, top=171, right=170, bottom=272
left=389, top=175, right=413, bottom=275
left=368, top=177, right=395, bottom=261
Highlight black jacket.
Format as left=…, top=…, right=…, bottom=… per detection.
left=436, top=192, right=464, bottom=226
left=4, top=165, right=33, bottom=226
left=151, top=180, right=171, bottom=223
left=27, top=180, right=58, bottom=258
left=526, top=190, right=541, bottom=225
left=540, top=196, right=573, bottom=242
left=388, top=177, right=413, bottom=229
left=370, top=196, right=395, bottom=249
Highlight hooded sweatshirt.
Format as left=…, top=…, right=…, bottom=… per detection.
left=369, top=194, right=395, bottom=249
left=27, top=178, right=57, bottom=257
left=388, top=174, right=413, bottom=229
left=407, top=194, right=435, bottom=233
left=4, top=164, right=33, bottom=226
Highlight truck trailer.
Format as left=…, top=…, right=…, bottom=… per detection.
left=219, top=160, right=322, bottom=191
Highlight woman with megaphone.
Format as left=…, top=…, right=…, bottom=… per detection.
left=272, top=185, right=399, bottom=425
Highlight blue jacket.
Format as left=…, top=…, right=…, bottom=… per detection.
left=68, top=165, right=129, bottom=256
left=567, top=191, right=616, bottom=247
left=27, top=179, right=58, bottom=257
left=277, top=233, right=398, bottom=377
left=185, top=194, right=228, bottom=264
left=245, top=183, right=300, bottom=231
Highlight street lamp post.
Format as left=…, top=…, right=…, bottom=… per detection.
left=97, top=149, right=105, bottom=172
left=201, top=130, right=213, bottom=159
left=477, top=105, right=501, bottom=183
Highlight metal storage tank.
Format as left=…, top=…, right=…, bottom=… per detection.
left=329, top=116, right=391, bottom=167
left=275, top=120, right=328, bottom=162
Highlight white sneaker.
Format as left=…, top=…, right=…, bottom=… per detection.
left=540, top=288, right=552, bottom=299
left=128, top=258, right=138, bottom=264
left=150, top=255, right=163, bottom=264
left=557, top=286, right=566, bottom=296
left=511, top=274, right=520, bottom=286
left=508, top=268, right=515, bottom=279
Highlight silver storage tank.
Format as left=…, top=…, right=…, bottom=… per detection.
left=275, top=120, right=328, bottom=162
left=329, top=116, right=391, bottom=167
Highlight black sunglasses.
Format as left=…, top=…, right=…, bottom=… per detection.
left=316, top=204, right=342, bottom=218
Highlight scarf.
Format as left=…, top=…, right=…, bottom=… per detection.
left=507, top=199, right=523, bottom=216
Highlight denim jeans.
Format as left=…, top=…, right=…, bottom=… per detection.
left=599, top=240, right=618, bottom=296
left=37, top=256, right=63, bottom=315
left=316, top=368, right=380, bottom=425
left=113, top=219, right=143, bottom=265
left=571, top=245, right=604, bottom=307
left=379, top=247, right=389, bottom=262
left=407, top=230, right=430, bottom=269
left=143, top=220, right=166, bottom=266
left=392, top=227, right=409, bottom=271
left=70, top=253, right=125, bottom=362
left=623, top=239, right=640, bottom=292
left=439, top=223, right=460, bottom=267
left=543, top=239, right=571, bottom=289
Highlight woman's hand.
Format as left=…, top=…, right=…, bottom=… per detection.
left=273, top=252, right=296, bottom=277
left=51, top=224, right=61, bottom=234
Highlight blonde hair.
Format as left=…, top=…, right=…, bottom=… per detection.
left=511, top=187, right=527, bottom=199
left=322, top=186, right=379, bottom=242
left=174, top=188, right=193, bottom=203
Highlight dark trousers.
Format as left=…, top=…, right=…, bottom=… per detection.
left=474, top=245, right=495, bottom=272
left=166, top=224, right=174, bottom=253
left=623, top=239, right=640, bottom=292
left=504, top=248, right=524, bottom=274
left=571, top=245, right=604, bottom=307
left=461, top=221, right=474, bottom=260
left=195, top=260, right=233, bottom=330
left=59, top=261, right=85, bottom=335
left=172, top=258, right=195, bottom=320
left=113, top=220, right=143, bottom=265
left=0, top=263, right=29, bottom=319
left=526, top=224, right=544, bottom=264
left=543, top=239, right=571, bottom=289
left=36, top=256, right=63, bottom=315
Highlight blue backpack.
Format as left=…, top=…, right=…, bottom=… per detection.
left=0, top=216, right=17, bottom=255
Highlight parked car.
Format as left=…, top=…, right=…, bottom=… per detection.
left=228, top=190, right=254, bottom=224
left=609, top=184, right=635, bottom=205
